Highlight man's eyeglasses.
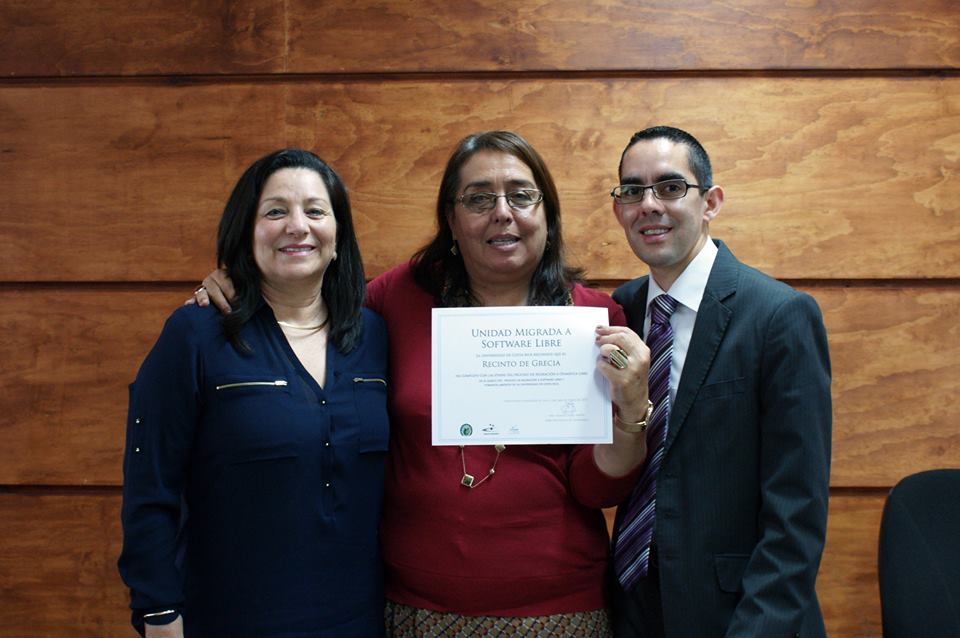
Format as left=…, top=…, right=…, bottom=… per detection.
left=457, top=189, right=544, bottom=214
left=610, top=179, right=705, bottom=204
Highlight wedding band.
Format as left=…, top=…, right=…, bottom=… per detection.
left=194, top=285, right=206, bottom=296
left=608, top=348, right=629, bottom=370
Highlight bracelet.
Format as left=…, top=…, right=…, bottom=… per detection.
left=143, top=609, right=178, bottom=619
left=614, top=400, right=654, bottom=434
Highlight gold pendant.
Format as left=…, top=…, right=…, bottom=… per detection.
left=461, top=473, right=475, bottom=487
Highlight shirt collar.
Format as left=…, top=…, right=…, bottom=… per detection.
left=647, top=237, right=717, bottom=315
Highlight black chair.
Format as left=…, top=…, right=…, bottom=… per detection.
left=878, top=469, right=960, bottom=637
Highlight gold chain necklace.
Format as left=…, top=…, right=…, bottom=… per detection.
left=459, top=444, right=506, bottom=488
left=277, top=316, right=329, bottom=331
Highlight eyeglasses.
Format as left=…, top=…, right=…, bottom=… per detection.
left=457, top=189, right=544, bottom=214
left=610, top=179, right=704, bottom=204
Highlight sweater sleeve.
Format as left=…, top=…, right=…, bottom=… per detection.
left=569, top=446, right=646, bottom=509
left=365, top=269, right=390, bottom=315
left=117, top=307, right=204, bottom=630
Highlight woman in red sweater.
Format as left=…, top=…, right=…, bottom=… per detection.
left=196, top=131, right=652, bottom=636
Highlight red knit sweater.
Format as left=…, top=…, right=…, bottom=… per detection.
left=366, top=262, right=642, bottom=616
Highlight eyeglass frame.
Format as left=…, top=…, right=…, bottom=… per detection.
left=610, top=179, right=707, bottom=204
left=456, top=189, right=544, bottom=214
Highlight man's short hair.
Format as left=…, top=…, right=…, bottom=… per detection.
left=619, top=125, right=713, bottom=188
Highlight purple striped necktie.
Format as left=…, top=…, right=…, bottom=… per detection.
left=614, top=293, right=679, bottom=588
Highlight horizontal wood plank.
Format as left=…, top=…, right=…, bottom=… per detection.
left=2, top=1, right=959, bottom=76
left=1, top=77, right=958, bottom=282
left=821, top=286, right=960, bottom=485
left=1, top=286, right=957, bottom=486
left=0, top=490, right=881, bottom=637
left=603, top=492, right=885, bottom=637
left=0, top=491, right=129, bottom=637
left=0, top=289, right=186, bottom=486
left=818, top=492, right=885, bottom=638
left=288, top=0, right=960, bottom=73
left=0, top=0, right=286, bottom=77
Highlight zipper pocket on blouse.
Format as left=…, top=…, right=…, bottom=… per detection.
left=215, top=380, right=289, bottom=391
left=352, top=377, right=387, bottom=386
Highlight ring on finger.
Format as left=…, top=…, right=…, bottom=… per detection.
left=608, top=348, right=629, bottom=370
left=194, top=285, right=206, bottom=296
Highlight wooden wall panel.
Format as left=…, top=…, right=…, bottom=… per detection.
left=2, top=490, right=883, bottom=637
left=0, top=0, right=286, bottom=77
left=288, top=0, right=960, bottom=73
left=3, top=286, right=957, bottom=486
left=2, top=77, right=958, bottom=282
left=0, top=491, right=128, bottom=637
left=0, top=288, right=185, bottom=486
left=818, top=492, right=885, bottom=638
left=0, top=85, right=290, bottom=282
left=3, top=1, right=960, bottom=76
left=823, top=285, right=960, bottom=486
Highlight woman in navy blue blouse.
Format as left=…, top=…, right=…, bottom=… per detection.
left=118, top=149, right=390, bottom=637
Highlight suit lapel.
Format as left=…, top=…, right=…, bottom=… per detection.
left=664, top=242, right=738, bottom=454
left=625, top=278, right=650, bottom=333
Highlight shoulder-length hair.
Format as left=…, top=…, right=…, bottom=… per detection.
left=216, top=148, right=366, bottom=353
left=411, top=130, right=582, bottom=306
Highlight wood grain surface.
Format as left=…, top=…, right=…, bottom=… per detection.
left=1, top=77, right=958, bottom=282
left=2, top=1, right=959, bottom=76
left=286, top=0, right=960, bottom=73
left=823, top=285, right=960, bottom=485
left=817, top=491, right=886, bottom=638
left=0, top=0, right=286, bottom=77
left=0, top=491, right=128, bottom=637
left=0, top=288, right=185, bottom=486
left=2, top=286, right=957, bottom=486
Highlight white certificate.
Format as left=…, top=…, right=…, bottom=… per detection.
left=432, top=306, right=613, bottom=445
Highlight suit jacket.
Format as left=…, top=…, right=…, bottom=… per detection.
left=612, top=240, right=832, bottom=638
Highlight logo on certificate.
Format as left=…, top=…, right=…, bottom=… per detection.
left=460, top=423, right=473, bottom=436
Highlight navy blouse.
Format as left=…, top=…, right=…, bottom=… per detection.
left=118, top=303, right=389, bottom=637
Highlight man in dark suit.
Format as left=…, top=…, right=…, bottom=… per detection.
left=608, top=126, right=831, bottom=637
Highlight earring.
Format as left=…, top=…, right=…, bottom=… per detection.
left=450, top=242, right=459, bottom=256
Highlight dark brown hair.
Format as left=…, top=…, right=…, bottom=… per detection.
left=216, top=149, right=366, bottom=352
left=411, top=130, right=582, bottom=306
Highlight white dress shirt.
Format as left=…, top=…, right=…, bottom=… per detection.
left=643, top=238, right=718, bottom=406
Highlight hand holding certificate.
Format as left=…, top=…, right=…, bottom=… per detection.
left=432, top=306, right=613, bottom=445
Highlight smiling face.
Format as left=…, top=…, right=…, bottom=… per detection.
left=253, top=167, right=338, bottom=293
left=446, top=150, right=548, bottom=291
left=614, top=137, right=723, bottom=290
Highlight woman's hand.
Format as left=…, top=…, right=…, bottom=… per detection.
left=595, top=325, right=651, bottom=421
left=145, top=615, right=183, bottom=638
left=185, top=268, right=235, bottom=314
left=593, top=325, right=652, bottom=476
